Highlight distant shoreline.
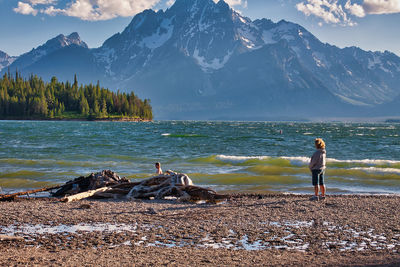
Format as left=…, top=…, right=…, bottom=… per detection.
left=0, top=117, right=152, bottom=122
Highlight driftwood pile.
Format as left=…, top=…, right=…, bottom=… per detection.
left=52, top=170, right=130, bottom=197
left=54, top=170, right=229, bottom=203
left=0, top=170, right=228, bottom=203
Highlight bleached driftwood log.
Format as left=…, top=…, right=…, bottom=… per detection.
left=125, top=171, right=228, bottom=203
left=61, top=187, right=111, bottom=202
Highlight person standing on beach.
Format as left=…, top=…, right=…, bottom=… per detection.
left=155, top=162, right=163, bottom=175
left=309, top=138, right=326, bottom=200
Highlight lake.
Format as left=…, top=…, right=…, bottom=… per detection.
left=1, top=120, right=399, bottom=195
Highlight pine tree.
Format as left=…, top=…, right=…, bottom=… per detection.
left=0, top=72, right=152, bottom=120
left=79, top=93, right=89, bottom=116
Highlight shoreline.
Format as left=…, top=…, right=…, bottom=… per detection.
left=0, top=117, right=152, bottom=122
left=1, top=194, right=399, bottom=266
left=1, top=187, right=400, bottom=198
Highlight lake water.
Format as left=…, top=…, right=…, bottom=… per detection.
left=0, top=121, right=399, bottom=195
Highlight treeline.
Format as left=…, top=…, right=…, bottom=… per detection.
left=0, top=72, right=152, bottom=120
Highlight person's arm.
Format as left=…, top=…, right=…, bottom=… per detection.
left=309, top=152, right=317, bottom=170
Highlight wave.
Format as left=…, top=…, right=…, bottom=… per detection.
left=0, top=170, right=47, bottom=179
left=216, top=155, right=270, bottom=162
left=350, top=167, right=400, bottom=175
left=189, top=173, right=305, bottom=185
left=0, top=177, right=56, bottom=188
left=327, top=158, right=400, bottom=166
left=161, top=133, right=208, bottom=138
left=214, top=155, right=400, bottom=167
left=0, top=158, right=136, bottom=168
left=327, top=169, right=400, bottom=181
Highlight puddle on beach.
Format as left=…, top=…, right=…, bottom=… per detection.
left=0, top=223, right=138, bottom=236
left=1, top=221, right=399, bottom=252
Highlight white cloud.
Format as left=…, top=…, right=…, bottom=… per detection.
left=345, top=0, right=365, bottom=17
left=212, top=0, right=247, bottom=8
left=166, top=0, right=175, bottom=7
left=363, top=0, right=400, bottom=15
left=13, top=1, right=38, bottom=15
left=28, top=0, right=56, bottom=5
left=15, top=0, right=161, bottom=21
left=296, top=0, right=355, bottom=26
left=65, top=0, right=161, bottom=20
left=42, top=5, right=63, bottom=16
left=15, top=0, right=250, bottom=21
left=224, top=0, right=247, bottom=7
left=298, top=0, right=400, bottom=26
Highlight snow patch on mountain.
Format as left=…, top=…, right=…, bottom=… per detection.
left=335, top=94, right=372, bottom=106
left=141, top=19, right=174, bottom=49
left=237, top=26, right=260, bottom=50
left=193, top=48, right=233, bottom=71
left=368, top=55, right=382, bottom=69
left=93, top=47, right=116, bottom=76
left=312, top=52, right=330, bottom=68
left=261, top=30, right=277, bottom=45
left=300, top=31, right=311, bottom=50
left=368, top=54, right=392, bottom=73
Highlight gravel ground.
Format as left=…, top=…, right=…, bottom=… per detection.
left=0, top=194, right=400, bottom=266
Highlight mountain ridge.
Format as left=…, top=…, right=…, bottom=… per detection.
left=3, top=0, right=400, bottom=119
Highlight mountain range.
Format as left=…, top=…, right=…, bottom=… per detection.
left=2, top=0, right=400, bottom=120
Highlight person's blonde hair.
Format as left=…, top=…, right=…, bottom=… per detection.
left=315, top=138, right=325, bottom=149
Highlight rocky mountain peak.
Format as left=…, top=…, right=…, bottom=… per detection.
left=167, top=0, right=231, bottom=19
left=3, top=32, right=89, bottom=73
left=0, top=50, right=8, bottom=58
left=0, top=50, right=17, bottom=72
left=170, top=0, right=217, bottom=10
left=49, top=32, right=88, bottom=49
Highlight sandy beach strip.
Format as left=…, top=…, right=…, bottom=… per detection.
left=0, top=194, right=399, bottom=266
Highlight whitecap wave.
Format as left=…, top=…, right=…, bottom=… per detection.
left=282, top=156, right=400, bottom=166
left=281, top=156, right=310, bottom=165
left=216, top=155, right=270, bottom=162
left=216, top=155, right=400, bottom=167
left=327, top=158, right=400, bottom=165
left=350, top=167, right=400, bottom=175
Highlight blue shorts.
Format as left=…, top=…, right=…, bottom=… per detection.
left=312, top=169, right=325, bottom=186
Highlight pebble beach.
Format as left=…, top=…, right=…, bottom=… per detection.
left=1, top=194, right=400, bottom=266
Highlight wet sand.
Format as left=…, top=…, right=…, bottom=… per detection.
left=1, top=194, right=399, bottom=266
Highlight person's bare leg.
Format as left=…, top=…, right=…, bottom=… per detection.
left=314, top=185, right=319, bottom=196
left=320, top=185, right=326, bottom=197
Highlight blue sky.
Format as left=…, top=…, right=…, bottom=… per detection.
left=1, top=0, right=399, bottom=57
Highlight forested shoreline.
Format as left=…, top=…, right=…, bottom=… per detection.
left=0, top=72, right=153, bottom=121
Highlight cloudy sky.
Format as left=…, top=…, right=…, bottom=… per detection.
left=1, top=0, right=399, bottom=56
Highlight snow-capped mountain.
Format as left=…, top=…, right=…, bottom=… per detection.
left=8, top=32, right=88, bottom=73
left=0, top=50, right=17, bottom=72
left=4, top=0, right=400, bottom=119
